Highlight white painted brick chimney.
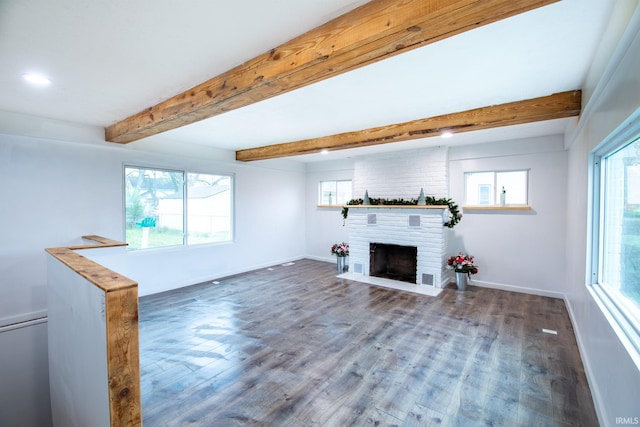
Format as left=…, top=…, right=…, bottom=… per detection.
left=353, top=146, right=448, bottom=200
left=348, top=147, right=451, bottom=288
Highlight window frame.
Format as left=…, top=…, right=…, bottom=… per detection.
left=318, top=179, right=353, bottom=206
left=463, top=169, right=530, bottom=207
left=590, top=110, right=640, bottom=361
left=123, top=165, right=234, bottom=251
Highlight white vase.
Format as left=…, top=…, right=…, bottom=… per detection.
left=455, top=272, right=468, bottom=291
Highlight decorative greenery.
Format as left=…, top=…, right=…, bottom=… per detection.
left=340, top=195, right=462, bottom=228
left=446, top=253, right=478, bottom=276
left=331, top=242, right=349, bottom=257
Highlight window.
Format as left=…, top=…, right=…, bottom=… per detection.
left=124, top=166, right=233, bottom=250
left=319, top=180, right=352, bottom=205
left=186, top=173, right=232, bottom=245
left=464, top=170, right=529, bottom=206
left=592, top=130, right=640, bottom=351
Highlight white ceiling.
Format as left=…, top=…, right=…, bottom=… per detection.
left=0, top=0, right=615, bottom=162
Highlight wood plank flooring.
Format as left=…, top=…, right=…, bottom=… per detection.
left=138, top=259, right=598, bottom=426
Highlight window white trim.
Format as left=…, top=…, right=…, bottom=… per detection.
left=589, top=286, right=640, bottom=371
left=589, top=107, right=640, bottom=368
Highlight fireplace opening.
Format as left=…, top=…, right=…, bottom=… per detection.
left=369, top=243, right=417, bottom=284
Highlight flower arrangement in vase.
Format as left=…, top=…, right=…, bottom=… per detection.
left=331, top=242, right=349, bottom=273
left=330, top=242, right=349, bottom=257
left=446, top=252, right=478, bottom=290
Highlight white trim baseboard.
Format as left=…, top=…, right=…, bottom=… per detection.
left=467, top=279, right=565, bottom=299
left=564, top=291, right=607, bottom=427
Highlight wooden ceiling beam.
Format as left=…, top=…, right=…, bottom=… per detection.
left=235, top=90, right=582, bottom=161
left=105, top=0, right=559, bottom=144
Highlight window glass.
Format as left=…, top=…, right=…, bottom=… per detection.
left=335, top=180, right=353, bottom=205
left=125, top=167, right=233, bottom=250
left=125, top=167, right=184, bottom=250
left=600, top=137, right=640, bottom=321
left=320, top=180, right=352, bottom=205
left=320, top=181, right=335, bottom=205
left=465, top=172, right=494, bottom=205
left=465, top=170, right=528, bottom=206
left=495, top=171, right=528, bottom=205
left=187, top=173, right=232, bottom=244
left=478, top=184, right=491, bottom=205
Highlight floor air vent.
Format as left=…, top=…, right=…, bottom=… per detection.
left=421, top=273, right=434, bottom=286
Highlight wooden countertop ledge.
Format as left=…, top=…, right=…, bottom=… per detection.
left=45, top=235, right=137, bottom=293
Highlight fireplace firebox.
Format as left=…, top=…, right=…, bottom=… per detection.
left=369, top=243, right=417, bottom=284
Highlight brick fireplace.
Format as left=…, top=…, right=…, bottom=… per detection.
left=346, top=147, right=450, bottom=288
left=347, top=206, right=449, bottom=288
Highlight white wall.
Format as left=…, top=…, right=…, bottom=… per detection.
left=0, top=321, right=51, bottom=427
left=564, top=5, right=640, bottom=425
left=0, top=122, right=306, bottom=425
left=305, top=159, right=352, bottom=262
left=449, top=136, right=568, bottom=298
left=0, top=131, right=307, bottom=301
left=82, top=158, right=306, bottom=296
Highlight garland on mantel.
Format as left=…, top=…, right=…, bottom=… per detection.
left=341, top=196, right=462, bottom=228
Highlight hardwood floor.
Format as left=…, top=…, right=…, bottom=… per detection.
left=138, top=259, right=598, bottom=426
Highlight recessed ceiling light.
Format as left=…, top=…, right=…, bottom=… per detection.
left=22, top=73, right=51, bottom=86
left=441, top=131, right=453, bottom=139
left=320, top=149, right=329, bottom=155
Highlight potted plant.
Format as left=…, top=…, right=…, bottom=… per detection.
left=331, top=242, right=349, bottom=273
left=446, top=252, right=478, bottom=290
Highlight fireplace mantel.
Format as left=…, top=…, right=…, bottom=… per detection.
left=344, top=205, right=448, bottom=210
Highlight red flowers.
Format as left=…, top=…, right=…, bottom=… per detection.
left=446, top=252, right=478, bottom=275
left=331, top=242, right=349, bottom=257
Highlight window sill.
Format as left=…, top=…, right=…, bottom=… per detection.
left=463, top=205, right=532, bottom=211
left=588, top=284, right=640, bottom=372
